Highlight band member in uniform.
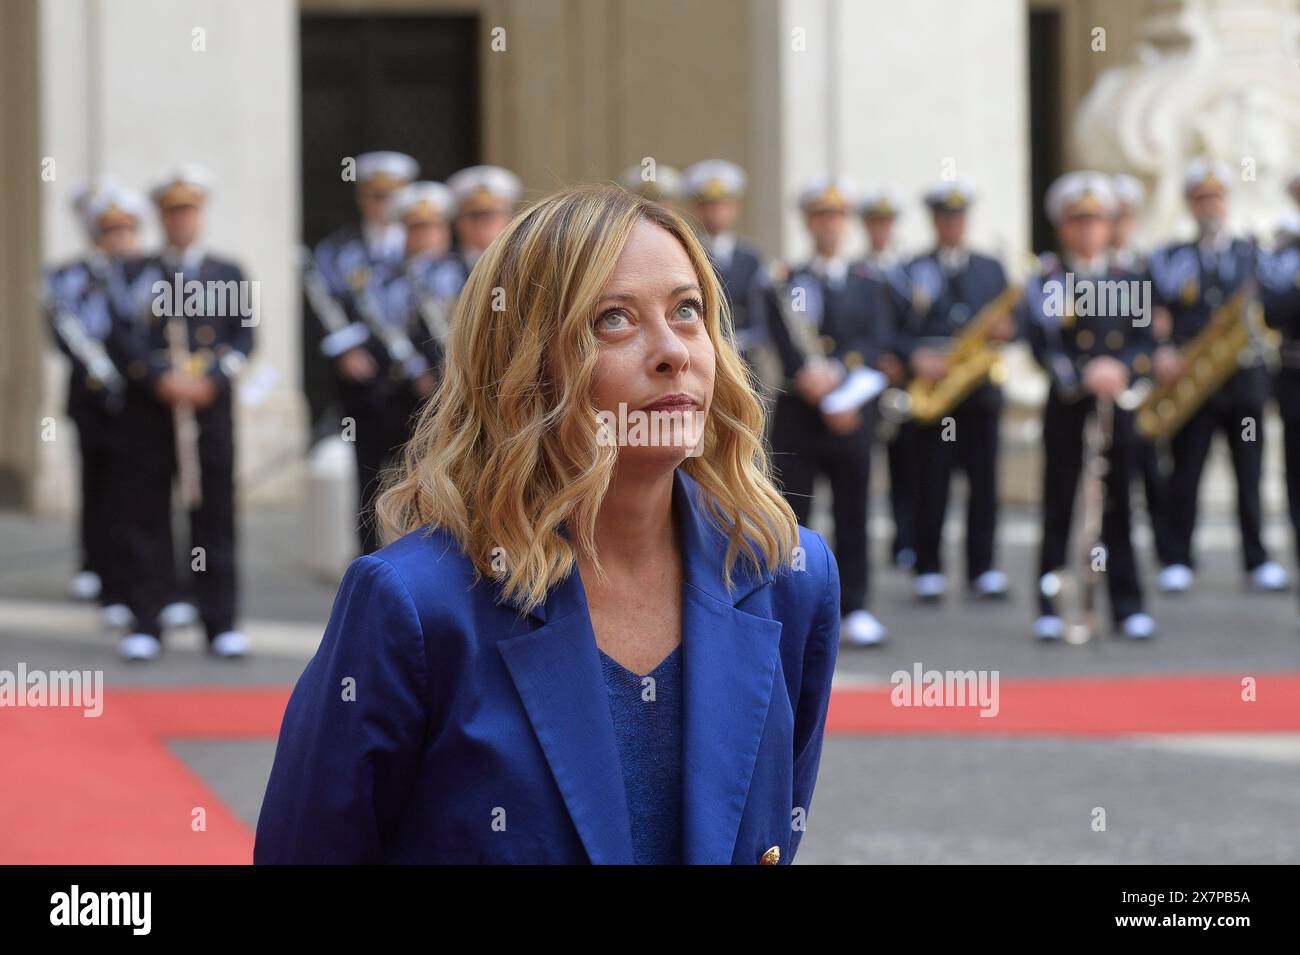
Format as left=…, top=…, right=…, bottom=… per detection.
left=620, top=162, right=685, bottom=213
left=108, top=165, right=254, bottom=660
left=1259, top=208, right=1300, bottom=625
left=1147, top=159, right=1288, bottom=594
left=856, top=185, right=918, bottom=570
left=387, top=182, right=458, bottom=388
left=339, top=180, right=453, bottom=555
left=682, top=160, right=770, bottom=377
left=304, top=151, right=417, bottom=552
left=309, top=151, right=419, bottom=397
left=43, top=181, right=145, bottom=628
left=896, top=180, right=1013, bottom=602
left=1110, top=174, right=1179, bottom=575
left=337, top=180, right=452, bottom=553
left=858, top=184, right=905, bottom=271
left=1024, top=171, right=1156, bottom=640
left=436, top=165, right=523, bottom=297
left=765, top=175, right=892, bottom=645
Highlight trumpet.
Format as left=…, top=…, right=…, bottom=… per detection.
left=878, top=282, right=1022, bottom=426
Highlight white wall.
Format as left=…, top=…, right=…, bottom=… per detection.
left=776, top=0, right=1030, bottom=264
left=36, top=0, right=304, bottom=513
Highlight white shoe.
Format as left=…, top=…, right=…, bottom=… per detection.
left=972, top=569, right=1009, bottom=598
left=158, top=601, right=199, bottom=628
left=843, top=610, right=886, bottom=646
left=1033, top=615, right=1064, bottom=641
left=119, top=633, right=162, bottom=661
left=210, top=630, right=250, bottom=658
left=1157, top=564, right=1194, bottom=594
left=1249, top=561, right=1289, bottom=593
left=101, top=603, right=134, bottom=630
left=914, top=573, right=947, bottom=601
left=894, top=547, right=917, bottom=571
left=68, top=571, right=101, bottom=601
left=1121, top=612, right=1157, bottom=640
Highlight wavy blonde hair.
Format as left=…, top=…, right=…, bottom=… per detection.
left=376, top=182, right=798, bottom=614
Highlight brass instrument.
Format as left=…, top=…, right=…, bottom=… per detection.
left=1135, top=283, right=1276, bottom=440
left=878, top=282, right=1022, bottom=426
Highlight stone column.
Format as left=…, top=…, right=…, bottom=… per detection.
left=0, top=0, right=43, bottom=510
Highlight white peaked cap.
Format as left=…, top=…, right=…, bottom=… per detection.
left=149, top=163, right=213, bottom=208
left=86, top=185, right=149, bottom=232
left=1045, top=170, right=1117, bottom=225
left=390, top=180, right=453, bottom=223
left=922, top=178, right=977, bottom=211
left=858, top=182, right=905, bottom=218
left=619, top=163, right=684, bottom=201
left=684, top=160, right=747, bottom=200
left=72, top=175, right=123, bottom=218
left=798, top=174, right=859, bottom=212
left=356, top=151, right=419, bottom=187
left=1183, top=157, right=1234, bottom=196
left=447, top=164, right=523, bottom=213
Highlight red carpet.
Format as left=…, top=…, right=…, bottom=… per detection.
left=0, top=688, right=290, bottom=865
left=826, top=672, right=1300, bottom=735
left=2, top=674, right=1297, bottom=864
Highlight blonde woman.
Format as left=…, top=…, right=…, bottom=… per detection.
left=255, top=184, right=841, bottom=865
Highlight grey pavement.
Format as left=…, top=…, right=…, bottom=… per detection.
left=3, top=493, right=1299, bottom=863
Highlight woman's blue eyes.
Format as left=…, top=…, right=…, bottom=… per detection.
left=677, top=299, right=704, bottom=320
left=595, top=310, right=631, bottom=330
left=595, top=298, right=703, bottom=330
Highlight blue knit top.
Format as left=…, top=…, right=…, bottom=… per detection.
left=598, top=644, right=684, bottom=865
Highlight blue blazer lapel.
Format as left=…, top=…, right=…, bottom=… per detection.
left=496, top=467, right=782, bottom=865
left=496, top=571, right=636, bottom=865
left=673, top=468, right=783, bottom=863
left=680, top=582, right=783, bottom=863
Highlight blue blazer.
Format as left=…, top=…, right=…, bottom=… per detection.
left=254, top=467, right=841, bottom=864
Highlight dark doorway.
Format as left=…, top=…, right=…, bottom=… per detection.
left=299, top=13, right=479, bottom=430
left=1027, top=9, right=1062, bottom=256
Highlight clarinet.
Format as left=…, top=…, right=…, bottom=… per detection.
left=1064, top=380, right=1150, bottom=646
left=299, top=245, right=354, bottom=338
left=165, top=314, right=203, bottom=511
left=40, top=279, right=126, bottom=412
left=350, top=270, right=429, bottom=383
left=411, top=272, right=452, bottom=350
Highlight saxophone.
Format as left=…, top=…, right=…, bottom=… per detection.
left=878, top=282, right=1022, bottom=426
left=1134, top=283, right=1275, bottom=441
